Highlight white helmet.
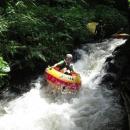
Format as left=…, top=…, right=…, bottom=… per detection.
left=66, top=54, right=73, bottom=59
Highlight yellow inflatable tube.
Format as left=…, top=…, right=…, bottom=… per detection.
left=45, top=67, right=81, bottom=91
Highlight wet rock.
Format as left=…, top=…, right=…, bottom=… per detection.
left=104, top=56, right=127, bottom=74
left=105, top=56, right=113, bottom=62
left=101, top=73, right=117, bottom=84
left=104, top=61, right=119, bottom=74
left=101, top=38, right=130, bottom=130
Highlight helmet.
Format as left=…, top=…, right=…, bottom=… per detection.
left=66, top=54, right=73, bottom=59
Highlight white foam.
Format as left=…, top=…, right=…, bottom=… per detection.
left=0, top=39, right=126, bottom=130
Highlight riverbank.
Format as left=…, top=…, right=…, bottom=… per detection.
left=0, top=0, right=129, bottom=89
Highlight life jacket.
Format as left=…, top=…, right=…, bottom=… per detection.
left=58, top=60, right=73, bottom=71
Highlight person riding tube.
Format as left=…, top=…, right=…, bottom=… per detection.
left=53, top=54, right=74, bottom=75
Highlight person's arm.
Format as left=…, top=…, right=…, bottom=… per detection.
left=53, top=60, right=64, bottom=67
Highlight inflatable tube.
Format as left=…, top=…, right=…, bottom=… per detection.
left=44, top=67, right=81, bottom=93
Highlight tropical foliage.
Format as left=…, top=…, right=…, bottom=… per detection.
left=128, top=0, right=130, bottom=6
left=0, top=57, right=10, bottom=87
left=0, top=0, right=129, bottom=87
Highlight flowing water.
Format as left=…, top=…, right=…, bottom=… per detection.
left=0, top=39, right=127, bottom=130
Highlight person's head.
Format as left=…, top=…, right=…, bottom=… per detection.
left=65, top=54, right=73, bottom=64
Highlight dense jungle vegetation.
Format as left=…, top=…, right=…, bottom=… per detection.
left=0, top=0, right=129, bottom=87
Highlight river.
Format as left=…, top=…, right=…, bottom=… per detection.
left=0, top=39, right=127, bottom=130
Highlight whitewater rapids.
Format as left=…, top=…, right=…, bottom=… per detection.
left=0, top=39, right=127, bottom=130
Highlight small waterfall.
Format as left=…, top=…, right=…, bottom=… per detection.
left=0, top=39, right=127, bottom=130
